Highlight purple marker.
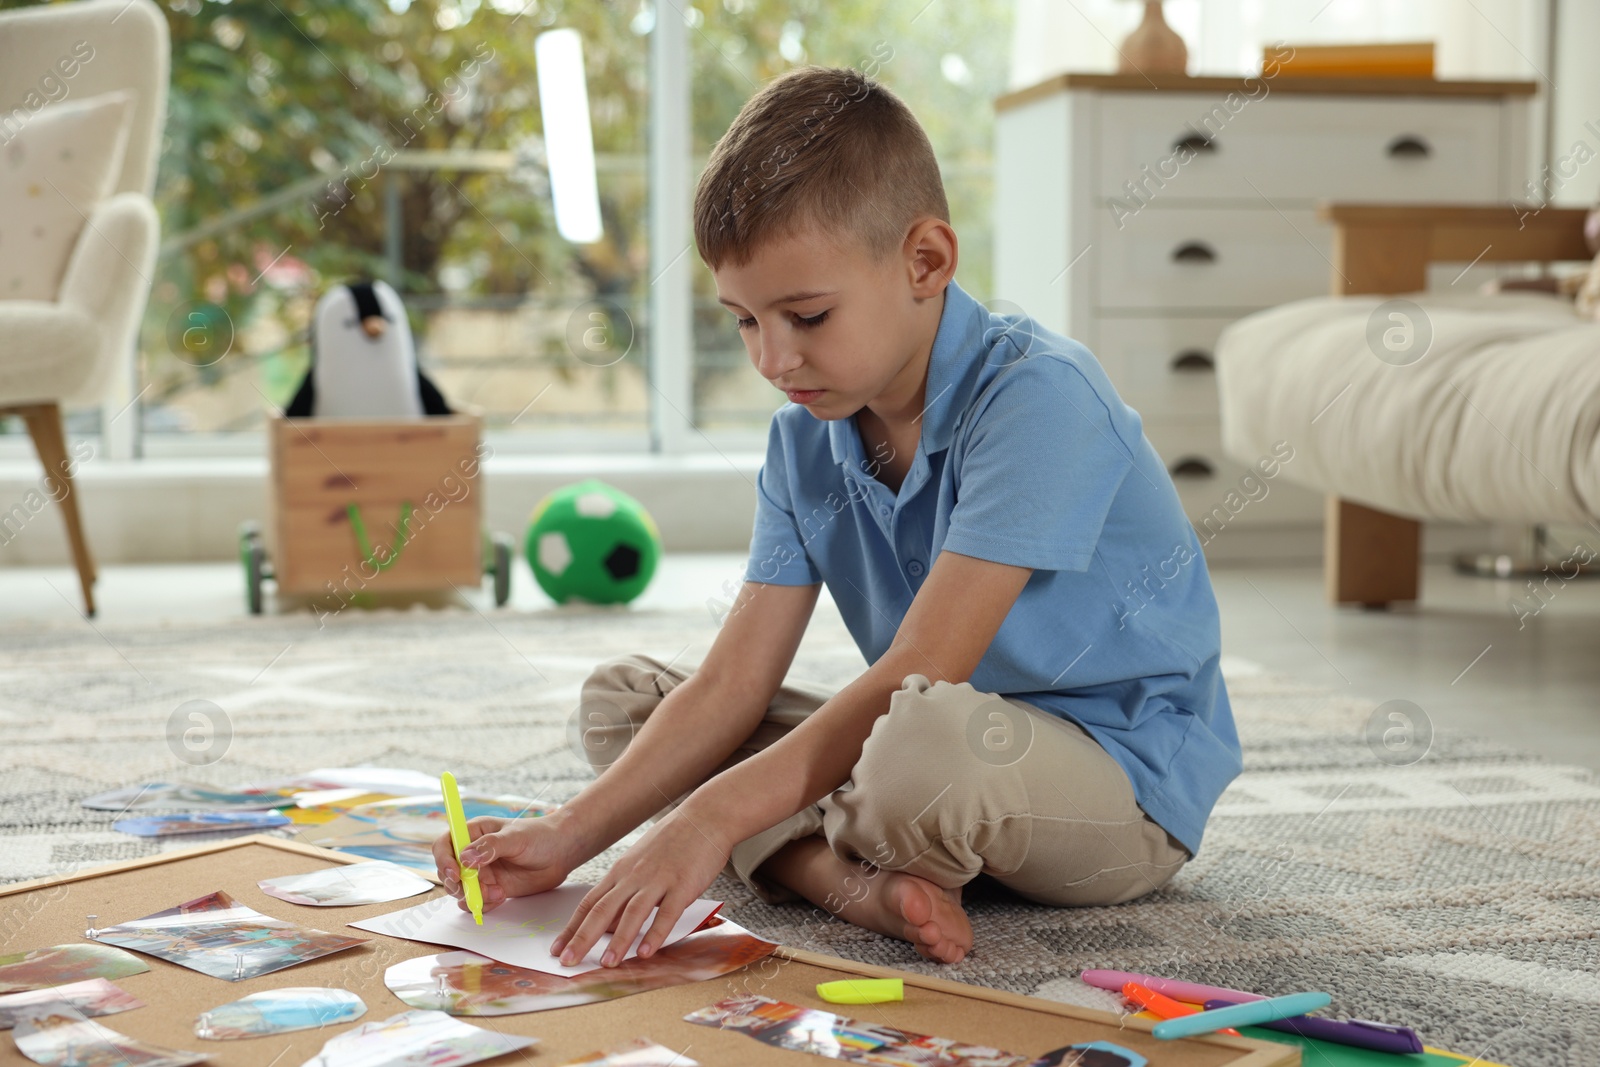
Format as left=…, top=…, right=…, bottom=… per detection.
left=1202, top=998, right=1424, bottom=1054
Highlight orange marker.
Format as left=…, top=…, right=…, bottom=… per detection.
left=1123, top=982, right=1241, bottom=1037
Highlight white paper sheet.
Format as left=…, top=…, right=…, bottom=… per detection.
left=350, top=883, right=721, bottom=977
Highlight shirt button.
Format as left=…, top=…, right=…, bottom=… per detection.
left=879, top=505, right=891, bottom=517
left=907, top=559, right=925, bottom=577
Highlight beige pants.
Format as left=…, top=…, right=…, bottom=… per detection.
left=578, top=653, right=1190, bottom=908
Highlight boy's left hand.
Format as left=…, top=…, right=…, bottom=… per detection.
left=550, top=803, right=731, bottom=968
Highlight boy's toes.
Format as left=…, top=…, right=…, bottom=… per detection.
left=890, top=877, right=972, bottom=964
left=910, top=928, right=966, bottom=964
left=929, top=942, right=966, bottom=964
left=898, top=883, right=934, bottom=929
left=901, top=918, right=935, bottom=950
left=926, top=926, right=968, bottom=964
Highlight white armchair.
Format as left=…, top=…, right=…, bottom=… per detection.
left=0, top=0, right=168, bottom=616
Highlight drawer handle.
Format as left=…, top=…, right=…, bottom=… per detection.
left=1386, top=134, right=1431, bottom=159
left=1168, top=456, right=1215, bottom=479
left=1172, top=132, right=1216, bottom=155
left=1171, top=349, right=1215, bottom=372
left=1171, top=241, right=1217, bottom=265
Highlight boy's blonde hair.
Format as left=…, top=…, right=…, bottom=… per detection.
left=694, top=65, right=949, bottom=270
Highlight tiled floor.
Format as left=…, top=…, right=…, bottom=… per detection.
left=2, top=554, right=1596, bottom=770
left=1209, top=563, right=1600, bottom=772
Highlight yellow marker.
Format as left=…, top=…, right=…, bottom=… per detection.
left=816, top=978, right=903, bottom=1004
left=441, top=772, right=483, bottom=925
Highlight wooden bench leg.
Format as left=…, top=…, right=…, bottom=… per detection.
left=16, top=402, right=97, bottom=617
left=1325, top=495, right=1420, bottom=608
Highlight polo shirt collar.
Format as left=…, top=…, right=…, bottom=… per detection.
left=825, top=279, right=987, bottom=468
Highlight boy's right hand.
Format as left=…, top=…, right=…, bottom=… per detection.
left=431, top=816, right=575, bottom=913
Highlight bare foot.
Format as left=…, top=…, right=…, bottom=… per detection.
left=865, top=870, right=972, bottom=964
left=759, top=837, right=974, bottom=964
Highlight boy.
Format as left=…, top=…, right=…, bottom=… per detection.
left=435, top=66, right=1242, bottom=968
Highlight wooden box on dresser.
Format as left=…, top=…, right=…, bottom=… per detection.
left=993, top=72, right=1535, bottom=561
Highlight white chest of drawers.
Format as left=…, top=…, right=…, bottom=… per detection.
left=993, top=73, right=1535, bottom=543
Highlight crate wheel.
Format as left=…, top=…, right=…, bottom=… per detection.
left=245, top=541, right=267, bottom=616
left=237, top=521, right=261, bottom=566
left=491, top=532, right=514, bottom=608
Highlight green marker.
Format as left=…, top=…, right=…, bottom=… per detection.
left=441, top=772, right=483, bottom=924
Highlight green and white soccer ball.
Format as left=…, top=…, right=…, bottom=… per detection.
left=524, top=480, right=661, bottom=604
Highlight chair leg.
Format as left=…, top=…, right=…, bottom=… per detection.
left=1325, top=495, right=1420, bottom=608
left=16, top=402, right=97, bottom=617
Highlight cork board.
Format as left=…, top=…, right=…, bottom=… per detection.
left=0, top=837, right=1296, bottom=1067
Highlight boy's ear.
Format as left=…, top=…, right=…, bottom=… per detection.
left=903, top=217, right=958, bottom=298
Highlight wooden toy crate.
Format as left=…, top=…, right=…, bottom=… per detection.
left=240, top=415, right=511, bottom=612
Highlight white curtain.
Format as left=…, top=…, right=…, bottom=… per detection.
left=1009, top=0, right=1549, bottom=88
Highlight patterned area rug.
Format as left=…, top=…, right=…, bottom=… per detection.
left=3, top=602, right=1598, bottom=1066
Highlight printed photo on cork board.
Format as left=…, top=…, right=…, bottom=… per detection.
left=88, top=889, right=366, bottom=981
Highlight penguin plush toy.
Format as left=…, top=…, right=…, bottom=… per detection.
left=285, top=279, right=452, bottom=418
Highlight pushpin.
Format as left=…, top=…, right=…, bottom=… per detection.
left=197, top=1012, right=212, bottom=1039
left=233, top=953, right=245, bottom=980
left=817, top=978, right=903, bottom=1004
left=85, top=915, right=98, bottom=939
left=436, top=974, right=449, bottom=1005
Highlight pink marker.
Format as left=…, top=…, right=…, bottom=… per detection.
left=1080, top=969, right=1269, bottom=1006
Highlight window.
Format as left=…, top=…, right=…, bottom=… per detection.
left=139, top=0, right=651, bottom=452
left=35, top=0, right=1017, bottom=456
left=687, top=0, right=1013, bottom=429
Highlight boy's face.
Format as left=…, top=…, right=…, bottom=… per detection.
left=713, top=226, right=928, bottom=420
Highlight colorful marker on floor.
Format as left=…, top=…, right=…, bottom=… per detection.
left=1203, top=998, right=1424, bottom=1054
left=1082, top=969, right=1266, bottom=1004
left=1123, top=982, right=1240, bottom=1036
left=1152, top=992, right=1332, bottom=1040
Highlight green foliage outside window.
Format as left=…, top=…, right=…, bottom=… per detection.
left=2, top=0, right=1009, bottom=432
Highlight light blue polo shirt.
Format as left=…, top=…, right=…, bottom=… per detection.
left=744, top=279, right=1241, bottom=857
